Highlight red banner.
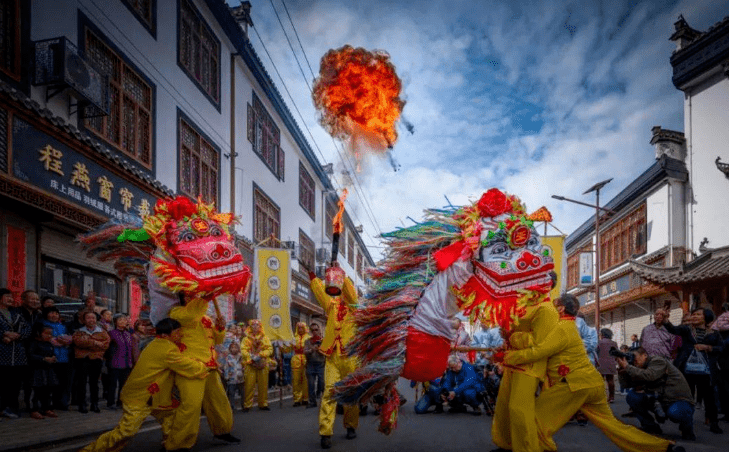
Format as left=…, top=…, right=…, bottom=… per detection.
left=7, top=226, right=26, bottom=306
left=129, top=279, right=142, bottom=325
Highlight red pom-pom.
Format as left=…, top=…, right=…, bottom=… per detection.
left=159, top=196, right=197, bottom=220
left=477, top=188, right=511, bottom=217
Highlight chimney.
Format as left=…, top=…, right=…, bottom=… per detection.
left=650, top=126, right=686, bottom=162
left=669, top=15, right=701, bottom=52
left=230, top=1, right=253, bottom=36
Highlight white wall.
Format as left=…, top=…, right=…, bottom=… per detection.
left=646, top=184, right=668, bottom=255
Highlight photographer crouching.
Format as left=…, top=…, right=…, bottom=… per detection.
left=617, top=347, right=696, bottom=440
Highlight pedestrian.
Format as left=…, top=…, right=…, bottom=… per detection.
left=99, top=310, right=113, bottom=332
left=19, top=289, right=42, bottom=414
left=221, top=341, right=244, bottom=410
left=107, top=314, right=134, bottom=410
left=304, top=322, right=325, bottom=408
left=291, top=322, right=310, bottom=407
left=40, top=296, right=55, bottom=309
left=132, top=318, right=154, bottom=359
left=0, top=287, right=31, bottom=419
left=630, top=333, right=641, bottom=350
left=27, top=322, right=59, bottom=419
left=241, top=319, right=273, bottom=411
left=72, top=310, right=110, bottom=413
left=640, top=308, right=676, bottom=359
left=596, top=328, right=619, bottom=403
left=42, top=306, right=72, bottom=410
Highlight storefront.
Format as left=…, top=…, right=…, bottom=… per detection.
left=0, top=82, right=171, bottom=320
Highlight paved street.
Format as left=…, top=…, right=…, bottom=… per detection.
left=10, top=378, right=725, bottom=452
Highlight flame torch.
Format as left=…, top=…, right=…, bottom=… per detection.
left=325, top=189, right=348, bottom=296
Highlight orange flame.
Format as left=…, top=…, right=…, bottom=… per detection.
left=313, top=45, right=404, bottom=150
left=332, top=188, right=349, bottom=234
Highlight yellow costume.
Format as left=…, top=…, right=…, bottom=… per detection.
left=491, top=299, right=558, bottom=452
left=291, top=322, right=310, bottom=405
left=81, top=337, right=209, bottom=452
left=505, top=317, right=673, bottom=452
left=165, top=299, right=233, bottom=450
left=311, top=276, right=359, bottom=437
left=241, top=319, right=273, bottom=409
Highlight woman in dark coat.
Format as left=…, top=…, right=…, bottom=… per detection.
left=596, top=328, right=618, bottom=403
left=664, top=307, right=723, bottom=434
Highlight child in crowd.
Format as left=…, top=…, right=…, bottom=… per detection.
left=28, top=323, right=59, bottom=419
left=221, top=342, right=244, bottom=410
left=42, top=307, right=72, bottom=411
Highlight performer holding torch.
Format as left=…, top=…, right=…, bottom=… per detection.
left=309, top=190, right=360, bottom=450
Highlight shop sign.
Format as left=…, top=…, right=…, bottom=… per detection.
left=579, top=252, right=593, bottom=285
left=11, top=116, right=156, bottom=222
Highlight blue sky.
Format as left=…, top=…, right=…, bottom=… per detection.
left=239, top=0, right=728, bottom=259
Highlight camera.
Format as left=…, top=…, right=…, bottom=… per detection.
left=608, top=347, right=635, bottom=365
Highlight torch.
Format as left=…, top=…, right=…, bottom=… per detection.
left=325, top=189, right=348, bottom=296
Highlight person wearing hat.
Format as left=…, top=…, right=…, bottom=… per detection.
left=291, top=322, right=311, bottom=407
left=241, top=319, right=273, bottom=411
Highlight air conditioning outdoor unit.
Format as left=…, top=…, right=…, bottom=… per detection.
left=33, top=37, right=110, bottom=118
left=282, top=240, right=296, bottom=250
left=315, top=247, right=328, bottom=264
left=315, top=265, right=326, bottom=279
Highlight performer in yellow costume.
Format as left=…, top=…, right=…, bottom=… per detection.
left=291, top=321, right=310, bottom=406
left=491, top=294, right=558, bottom=452
left=241, top=319, right=273, bottom=411
left=81, top=318, right=210, bottom=452
left=309, top=272, right=359, bottom=450
left=165, top=298, right=239, bottom=451
left=504, top=294, right=682, bottom=452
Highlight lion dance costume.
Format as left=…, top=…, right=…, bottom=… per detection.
left=78, top=196, right=252, bottom=450
left=333, top=188, right=557, bottom=438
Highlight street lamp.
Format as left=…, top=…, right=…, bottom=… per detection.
left=552, top=178, right=613, bottom=332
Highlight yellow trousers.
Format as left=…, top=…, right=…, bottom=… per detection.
left=319, top=352, right=359, bottom=436
left=244, top=365, right=269, bottom=408
left=80, top=404, right=175, bottom=452
left=165, top=372, right=233, bottom=450
left=292, top=365, right=308, bottom=403
left=535, top=383, right=671, bottom=452
left=491, top=370, right=541, bottom=452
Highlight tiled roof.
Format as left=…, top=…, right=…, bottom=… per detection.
left=0, top=80, right=173, bottom=197
left=630, top=245, right=729, bottom=285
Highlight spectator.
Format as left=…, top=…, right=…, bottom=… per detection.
left=576, top=313, right=598, bottom=366
left=413, top=377, right=444, bottom=414
left=99, top=310, right=113, bottom=332
left=630, top=334, right=641, bottom=350
left=241, top=319, right=272, bottom=411
left=451, top=318, right=473, bottom=363
left=27, top=322, right=59, bottom=419
left=42, top=307, right=72, bottom=411
left=132, top=318, right=154, bottom=360
left=84, top=292, right=105, bottom=316
left=221, top=341, right=244, bottom=410
left=618, top=347, right=695, bottom=439
left=72, top=310, right=110, bottom=413
left=0, top=288, right=31, bottom=418
left=664, top=307, right=724, bottom=434
left=596, top=328, right=618, bottom=403
left=281, top=340, right=294, bottom=389
left=712, top=303, right=729, bottom=421
left=106, top=314, right=134, bottom=410
left=40, top=296, right=55, bottom=309
left=440, top=355, right=485, bottom=415
left=618, top=345, right=631, bottom=394
left=709, top=302, right=729, bottom=334
left=640, top=308, right=676, bottom=359
left=290, top=322, right=309, bottom=406
left=304, top=322, right=325, bottom=408
left=67, top=309, right=88, bottom=332
left=19, top=290, right=42, bottom=413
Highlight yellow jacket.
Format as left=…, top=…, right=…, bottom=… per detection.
left=505, top=318, right=604, bottom=391
left=505, top=300, right=559, bottom=380
left=169, top=298, right=225, bottom=367
left=120, top=337, right=208, bottom=409
left=310, top=276, right=358, bottom=356
left=291, top=330, right=310, bottom=369
left=241, top=329, right=273, bottom=367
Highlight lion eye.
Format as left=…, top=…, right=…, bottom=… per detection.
left=209, top=226, right=223, bottom=237
left=180, top=232, right=196, bottom=243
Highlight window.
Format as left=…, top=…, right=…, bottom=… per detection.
left=247, top=92, right=284, bottom=180
left=253, top=187, right=280, bottom=243
left=599, top=203, right=647, bottom=273
left=179, top=116, right=218, bottom=205
left=299, top=162, right=315, bottom=218
left=566, top=244, right=592, bottom=289
left=0, top=0, right=21, bottom=81
left=298, top=230, right=315, bottom=273
left=84, top=27, right=153, bottom=169
left=356, top=252, right=364, bottom=279
left=179, top=0, right=219, bottom=105
left=121, top=0, right=155, bottom=35
left=324, top=198, right=336, bottom=240
left=347, top=230, right=355, bottom=266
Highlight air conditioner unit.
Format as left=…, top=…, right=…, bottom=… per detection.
left=315, top=265, right=326, bottom=279
left=33, top=37, right=110, bottom=118
left=315, top=247, right=328, bottom=264
left=282, top=240, right=296, bottom=250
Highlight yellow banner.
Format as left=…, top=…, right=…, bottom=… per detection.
left=542, top=235, right=566, bottom=302
left=255, top=248, right=294, bottom=342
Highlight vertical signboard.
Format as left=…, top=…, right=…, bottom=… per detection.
left=579, top=252, right=594, bottom=285
left=6, top=226, right=26, bottom=306
left=254, top=248, right=293, bottom=342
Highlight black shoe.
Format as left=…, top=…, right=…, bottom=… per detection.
left=346, top=427, right=357, bottom=439
left=681, top=429, right=696, bottom=441
left=577, top=419, right=588, bottom=427
left=621, top=411, right=637, bottom=418
left=214, top=433, right=241, bottom=443
left=293, top=402, right=300, bottom=407
left=433, top=406, right=444, bottom=414
left=320, top=435, right=332, bottom=449
left=710, top=422, right=723, bottom=434
left=359, top=405, right=368, bottom=416
left=259, top=406, right=270, bottom=411
left=78, top=406, right=88, bottom=414
left=471, top=406, right=482, bottom=416
left=241, top=407, right=250, bottom=412
left=106, top=404, right=117, bottom=410
left=399, top=398, right=407, bottom=406
left=90, top=405, right=101, bottom=413
left=336, top=404, right=344, bottom=415
left=641, top=424, right=663, bottom=435
left=306, top=402, right=317, bottom=408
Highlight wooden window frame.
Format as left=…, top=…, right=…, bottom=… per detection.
left=178, top=113, right=219, bottom=206
left=0, top=0, right=21, bottom=82
left=598, top=203, right=647, bottom=273
left=298, top=229, right=315, bottom=273
left=347, top=230, right=355, bottom=267
left=356, top=252, right=364, bottom=280
left=299, top=162, right=315, bottom=220
left=247, top=91, right=283, bottom=180
left=178, top=0, right=220, bottom=107
left=253, top=185, right=280, bottom=244
left=324, top=197, right=336, bottom=241
left=121, top=0, right=156, bottom=37
left=83, top=26, right=154, bottom=170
